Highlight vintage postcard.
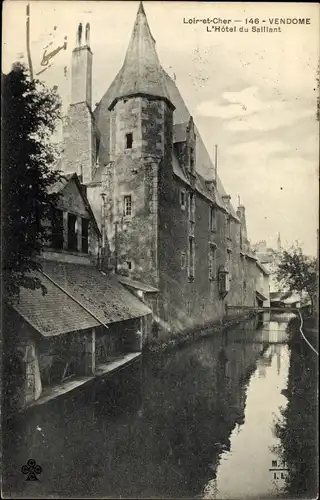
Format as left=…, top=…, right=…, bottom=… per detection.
left=1, top=1, right=319, bottom=499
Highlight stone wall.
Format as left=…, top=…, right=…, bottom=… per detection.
left=99, top=97, right=174, bottom=288
left=157, top=174, right=258, bottom=337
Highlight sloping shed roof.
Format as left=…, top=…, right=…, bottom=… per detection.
left=13, top=262, right=152, bottom=337
left=12, top=271, right=100, bottom=337
left=41, top=260, right=152, bottom=324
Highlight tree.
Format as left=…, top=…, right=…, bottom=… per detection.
left=1, top=63, right=63, bottom=302
left=276, top=245, right=317, bottom=314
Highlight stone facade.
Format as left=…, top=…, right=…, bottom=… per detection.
left=61, top=5, right=264, bottom=342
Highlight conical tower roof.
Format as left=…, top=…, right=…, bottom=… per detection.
left=108, top=2, right=174, bottom=110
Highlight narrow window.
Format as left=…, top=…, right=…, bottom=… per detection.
left=188, top=237, right=195, bottom=278
left=180, top=190, right=186, bottom=209
left=181, top=251, right=186, bottom=270
left=209, top=245, right=216, bottom=280
left=190, top=146, right=195, bottom=172
left=123, top=195, right=132, bottom=217
left=51, top=208, right=64, bottom=250
left=226, top=216, right=231, bottom=239
left=127, top=260, right=132, bottom=271
left=227, top=250, right=232, bottom=280
left=67, top=213, right=78, bottom=251
left=81, top=218, right=89, bottom=253
left=125, top=132, right=133, bottom=149
left=209, top=205, right=216, bottom=232
left=189, top=193, right=195, bottom=222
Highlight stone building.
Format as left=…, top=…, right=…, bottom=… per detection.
left=9, top=173, right=151, bottom=411
left=61, top=2, right=262, bottom=341
left=252, top=237, right=282, bottom=294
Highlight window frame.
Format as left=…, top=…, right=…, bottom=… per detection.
left=189, top=192, right=196, bottom=223
left=188, top=236, right=195, bottom=280
left=125, top=132, right=133, bottom=150
left=181, top=251, right=186, bottom=270
left=67, top=213, right=78, bottom=252
left=209, top=244, right=217, bottom=281
left=51, top=207, right=64, bottom=250
left=209, top=205, right=216, bottom=233
left=123, top=195, right=133, bottom=217
left=226, top=215, right=232, bottom=240
left=180, top=189, right=186, bottom=210
left=227, top=249, right=232, bottom=281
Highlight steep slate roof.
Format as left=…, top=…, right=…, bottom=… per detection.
left=92, top=3, right=238, bottom=220
left=13, top=262, right=152, bottom=337
left=108, top=2, right=173, bottom=110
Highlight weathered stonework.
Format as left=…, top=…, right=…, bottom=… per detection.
left=60, top=4, right=264, bottom=345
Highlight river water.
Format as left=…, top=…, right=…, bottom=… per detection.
left=3, top=312, right=318, bottom=499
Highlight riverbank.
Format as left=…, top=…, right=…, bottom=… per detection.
left=3, top=313, right=290, bottom=499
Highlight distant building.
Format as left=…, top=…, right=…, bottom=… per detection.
left=60, top=2, right=266, bottom=340
left=252, top=238, right=282, bottom=294
left=255, top=261, right=270, bottom=307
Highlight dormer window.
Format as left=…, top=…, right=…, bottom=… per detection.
left=125, top=133, right=133, bottom=149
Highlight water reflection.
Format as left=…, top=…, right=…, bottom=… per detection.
left=203, top=317, right=291, bottom=499
left=272, top=316, right=318, bottom=498
left=3, top=314, right=299, bottom=499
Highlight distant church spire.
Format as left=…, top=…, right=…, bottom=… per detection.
left=108, top=0, right=173, bottom=110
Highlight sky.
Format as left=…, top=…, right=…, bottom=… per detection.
left=2, top=1, right=319, bottom=255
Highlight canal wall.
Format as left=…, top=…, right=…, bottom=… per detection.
left=145, top=307, right=258, bottom=353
